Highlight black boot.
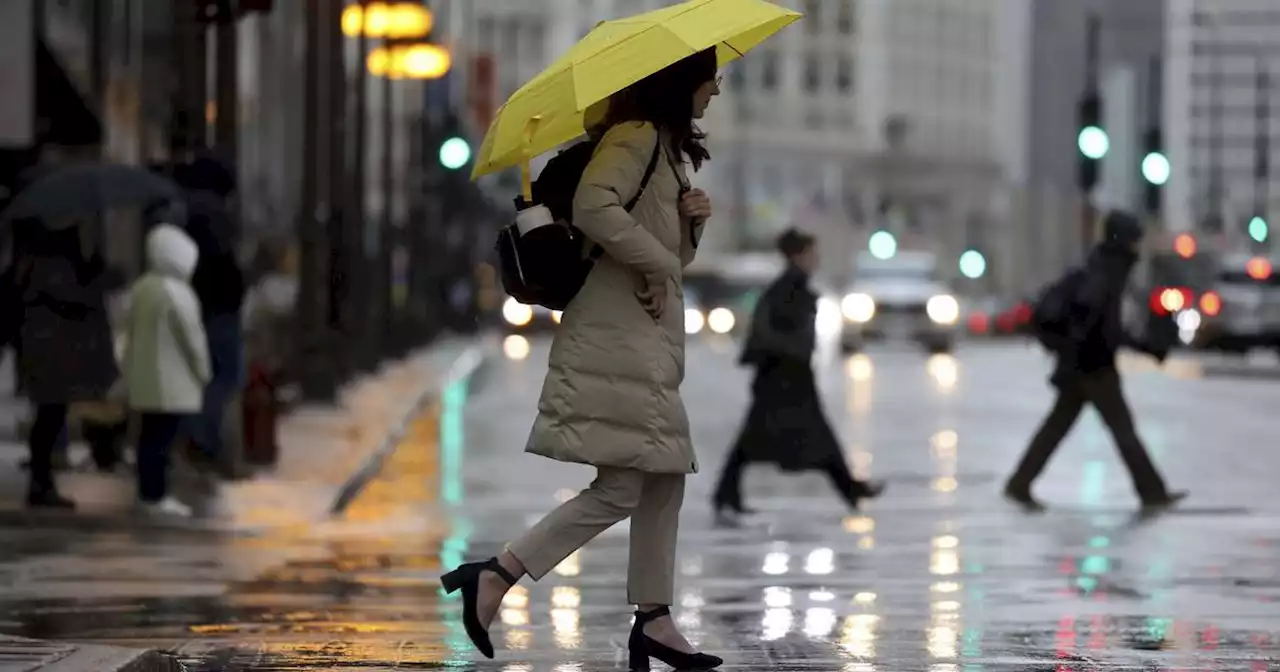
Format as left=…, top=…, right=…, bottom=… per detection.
left=628, top=606, right=722, bottom=672
left=440, top=558, right=519, bottom=659
left=27, top=484, right=76, bottom=510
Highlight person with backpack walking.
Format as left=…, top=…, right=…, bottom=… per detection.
left=123, top=223, right=210, bottom=518
left=712, top=228, right=884, bottom=522
left=1005, top=211, right=1187, bottom=512
left=442, top=49, right=723, bottom=671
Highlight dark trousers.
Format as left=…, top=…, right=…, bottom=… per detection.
left=28, top=403, right=67, bottom=491
left=714, top=446, right=867, bottom=510
left=188, top=313, right=244, bottom=460
left=1007, top=368, right=1169, bottom=503
left=137, top=413, right=185, bottom=503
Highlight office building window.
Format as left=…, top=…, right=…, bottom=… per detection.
left=804, top=53, right=821, bottom=92
left=805, top=0, right=820, bottom=34
left=836, top=57, right=853, bottom=93
left=838, top=0, right=855, bottom=34
left=761, top=50, right=778, bottom=90
left=729, top=61, right=746, bottom=90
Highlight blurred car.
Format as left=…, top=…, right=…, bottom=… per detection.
left=840, top=251, right=959, bottom=353
left=501, top=296, right=563, bottom=333
left=1159, top=252, right=1280, bottom=354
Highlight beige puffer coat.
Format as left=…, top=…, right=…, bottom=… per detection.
left=525, top=121, right=705, bottom=474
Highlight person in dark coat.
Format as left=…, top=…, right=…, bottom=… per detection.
left=1004, top=211, right=1187, bottom=512
left=712, top=228, right=884, bottom=521
left=175, top=153, right=246, bottom=469
left=12, top=223, right=118, bottom=508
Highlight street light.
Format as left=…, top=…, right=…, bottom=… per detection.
left=367, top=43, right=452, bottom=79
left=342, top=2, right=433, bottom=39
left=868, top=230, right=897, bottom=260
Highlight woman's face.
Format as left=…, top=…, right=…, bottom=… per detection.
left=692, top=74, right=721, bottom=119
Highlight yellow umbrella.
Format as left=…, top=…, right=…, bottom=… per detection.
left=470, top=0, right=802, bottom=199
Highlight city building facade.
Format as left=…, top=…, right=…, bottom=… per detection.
left=1165, top=0, right=1280, bottom=241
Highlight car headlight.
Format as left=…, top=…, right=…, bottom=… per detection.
left=841, top=293, right=876, bottom=323
left=926, top=294, right=960, bottom=325
left=551, top=310, right=563, bottom=324
left=502, top=297, right=534, bottom=326
left=708, top=307, right=736, bottom=334
left=685, top=308, right=705, bottom=334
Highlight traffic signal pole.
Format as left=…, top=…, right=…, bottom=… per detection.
left=1080, top=14, right=1102, bottom=258
left=1255, top=54, right=1270, bottom=247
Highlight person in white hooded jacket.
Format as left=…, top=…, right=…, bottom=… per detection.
left=124, top=223, right=211, bottom=517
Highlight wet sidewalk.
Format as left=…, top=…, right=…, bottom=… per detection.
left=0, top=336, right=484, bottom=532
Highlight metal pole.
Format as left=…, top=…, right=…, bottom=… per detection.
left=326, top=0, right=350, bottom=381
left=1256, top=54, right=1270, bottom=217
left=1207, top=23, right=1224, bottom=231
left=352, top=0, right=373, bottom=371
left=379, top=35, right=395, bottom=359
left=1082, top=14, right=1101, bottom=256
left=214, top=0, right=238, bottom=164
left=297, top=0, right=332, bottom=401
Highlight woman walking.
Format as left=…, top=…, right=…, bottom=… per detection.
left=442, top=49, right=722, bottom=670
left=712, top=229, right=884, bottom=520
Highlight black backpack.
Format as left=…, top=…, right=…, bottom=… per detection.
left=495, top=137, right=660, bottom=311
left=1030, top=266, right=1086, bottom=352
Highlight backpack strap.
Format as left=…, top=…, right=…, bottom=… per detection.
left=588, top=137, right=662, bottom=262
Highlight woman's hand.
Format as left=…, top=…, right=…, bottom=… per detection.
left=636, top=277, right=668, bottom=320
left=679, top=189, right=712, bottom=222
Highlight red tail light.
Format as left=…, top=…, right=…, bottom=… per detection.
left=967, top=312, right=990, bottom=334
left=1199, top=291, right=1222, bottom=316
left=1247, top=257, right=1273, bottom=280
left=1013, top=301, right=1033, bottom=324
left=1150, top=286, right=1194, bottom=316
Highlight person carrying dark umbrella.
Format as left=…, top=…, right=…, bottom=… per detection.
left=712, top=228, right=884, bottom=521
left=7, top=219, right=117, bottom=508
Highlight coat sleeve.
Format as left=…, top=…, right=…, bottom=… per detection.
left=168, top=286, right=212, bottom=385
left=573, top=122, right=682, bottom=283
left=680, top=218, right=705, bottom=268
left=747, top=281, right=815, bottom=363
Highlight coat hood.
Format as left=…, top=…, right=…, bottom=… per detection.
left=146, top=224, right=199, bottom=280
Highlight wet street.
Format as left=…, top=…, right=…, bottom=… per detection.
left=1, top=336, right=1279, bottom=670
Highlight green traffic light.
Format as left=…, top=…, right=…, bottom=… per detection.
left=1141, top=152, right=1170, bottom=185
left=1249, top=216, right=1269, bottom=242
left=1077, top=125, right=1109, bottom=160
left=439, top=137, right=472, bottom=170
left=958, top=250, right=986, bottom=279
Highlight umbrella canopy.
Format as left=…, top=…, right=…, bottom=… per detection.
left=470, top=0, right=801, bottom=193
left=1, top=162, right=182, bottom=229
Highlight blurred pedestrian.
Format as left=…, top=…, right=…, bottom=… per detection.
left=712, top=228, right=885, bottom=522
left=176, top=154, right=246, bottom=474
left=442, top=49, right=723, bottom=671
left=123, top=224, right=209, bottom=517
left=1005, top=211, right=1187, bottom=512
left=10, top=220, right=118, bottom=509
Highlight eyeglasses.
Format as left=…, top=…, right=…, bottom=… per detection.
left=715, top=75, right=723, bottom=88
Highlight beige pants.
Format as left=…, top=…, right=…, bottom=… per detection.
left=508, top=467, right=685, bottom=606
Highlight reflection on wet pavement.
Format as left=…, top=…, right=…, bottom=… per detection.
left=0, top=341, right=1278, bottom=670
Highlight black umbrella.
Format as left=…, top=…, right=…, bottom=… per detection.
left=0, top=162, right=182, bottom=229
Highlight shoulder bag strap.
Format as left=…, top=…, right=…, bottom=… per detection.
left=588, top=136, right=662, bottom=262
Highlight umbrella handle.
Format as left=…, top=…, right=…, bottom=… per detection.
left=520, top=116, right=543, bottom=203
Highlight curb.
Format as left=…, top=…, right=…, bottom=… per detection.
left=0, top=635, right=182, bottom=672
left=327, top=342, right=487, bottom=516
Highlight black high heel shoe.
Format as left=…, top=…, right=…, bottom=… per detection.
left=628, top=606, right=722, bottom=672
left=441, top=558, right=519, bottom=659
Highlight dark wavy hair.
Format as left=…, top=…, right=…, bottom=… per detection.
left=602, top=48, right=718, bottom=171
